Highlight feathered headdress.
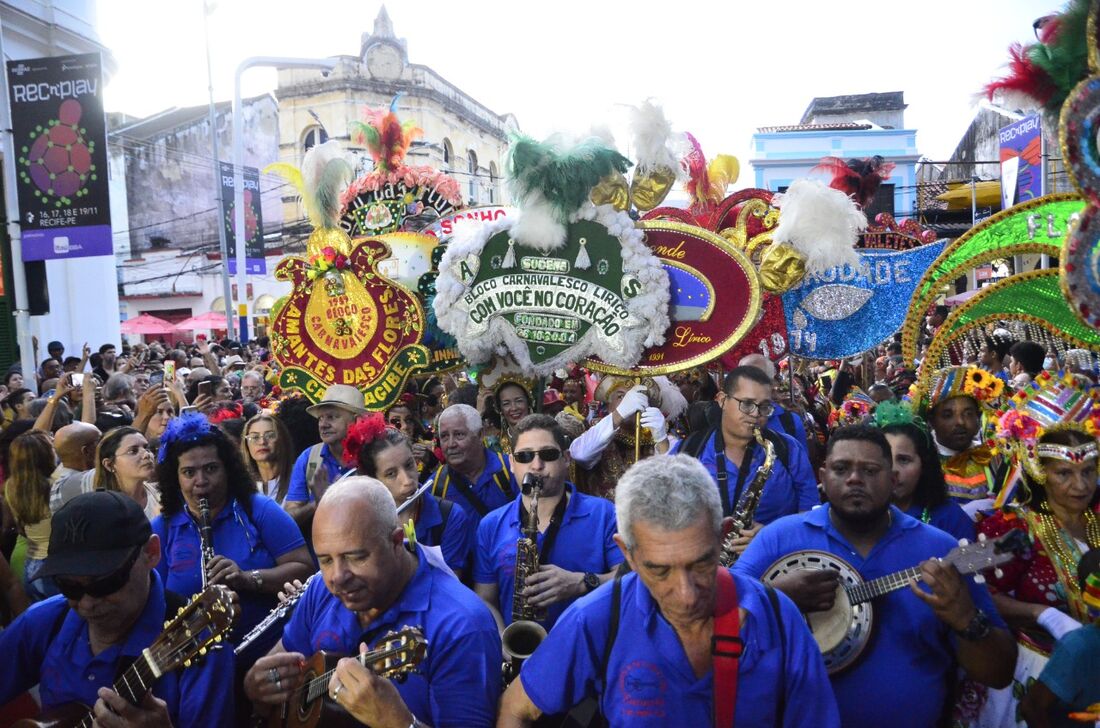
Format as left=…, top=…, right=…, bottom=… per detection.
left=770, top=179, right=866, bottom=274
left=915, top=365, right=1005, bottom=417
left=507, top=133, right=631, bottom=250
left=681, top=132, right=739, bottom=216
left=984, top=0, right=1091, bottom=116
left=265, top=140, right=354, bottom=256
left=349, top=94, right=423, bottom=174
left=157, top=412, right=214, bottom=463
left=341, top=413, right=391, bottom=467
left=812, top=156, right=896, bottom=210
left=872, top=400, right=929, bottom=435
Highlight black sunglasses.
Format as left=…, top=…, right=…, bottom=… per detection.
left=56, top=546, right=141, bottom=600
left=513, top=448, right=563, bottom=464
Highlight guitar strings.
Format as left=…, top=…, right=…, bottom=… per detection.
left=286, top=642, right=412, bottom=703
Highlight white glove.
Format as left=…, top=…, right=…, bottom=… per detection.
left=640, top=406, right=668, bottom=443
left=615, top=385, right=649, bottom=420
left=1037, top=606, right=1083, bottom=640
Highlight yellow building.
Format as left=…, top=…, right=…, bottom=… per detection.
left=275, top=7, right=516, bottom=226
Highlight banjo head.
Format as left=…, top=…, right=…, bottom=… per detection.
left=762, top=550, right=872, bottom=674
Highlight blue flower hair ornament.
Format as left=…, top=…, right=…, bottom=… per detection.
left=157, top=412, right=213, bottom=463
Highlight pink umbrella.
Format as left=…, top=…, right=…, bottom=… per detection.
left=120, top=313, right=179, bottom=335
left=174, top=311, right=229, bottom=331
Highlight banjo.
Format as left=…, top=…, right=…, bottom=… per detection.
left=762, top=529, right=1027, bottom=674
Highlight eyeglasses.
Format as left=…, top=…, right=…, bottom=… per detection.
left=513, top=448, right=563, bottom=464
left=55, top=546, right=141, bottom=600
left=726, top=395, right=775, bottom=417
left=245, top=432, right=278, bottom=444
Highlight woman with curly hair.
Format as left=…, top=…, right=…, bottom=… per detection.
left=872, top=401, right=974, bottom=542
left=151, top=413, right=314, bottom=646
left=345, top=413, right=476, bottom=579
left=4, top=431, right=58, bottom=601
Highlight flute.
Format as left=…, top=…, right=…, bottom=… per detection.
left=234, top=572, right=318, bottom=654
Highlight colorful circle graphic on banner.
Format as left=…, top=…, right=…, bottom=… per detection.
left=586, top=221, right=761, bottom=376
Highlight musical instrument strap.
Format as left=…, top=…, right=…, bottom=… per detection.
left=712, top=568, right=742, bottom=728
left=713, top=429, right=757, bottom=518
left=520, top=490, right=569, bottom=562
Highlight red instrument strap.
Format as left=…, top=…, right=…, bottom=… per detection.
left=712, top=567, right=742, bottom=728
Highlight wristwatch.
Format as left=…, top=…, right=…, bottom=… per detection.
left=955, top=609, right=992, bottom=641
left=250, top=570, right=264, bottom=591
left=583, top=572, right=600, bottom=593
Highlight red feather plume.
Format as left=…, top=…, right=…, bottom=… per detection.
left=984, top=43, right=1057, bottom=109
left=341, top=413, right=391, bottom=467
left=812, top=155, right=895, bottom=210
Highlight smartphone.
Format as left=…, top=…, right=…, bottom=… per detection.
left=149, top=371, right=164, bottom=386
left=180, top=405, right=198, bottom=415
left=164, top=360, right=176, bottom=384
left=198, top=381, right=213, bottom=398
left=71, top=373, right=84, bottom=387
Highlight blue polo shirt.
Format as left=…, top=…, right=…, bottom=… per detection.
left=903, top=502, right=975, bottom=543
left=474, top=483, right=623, bottom=629
left=520, top=569, right=839, bottom=727
left=282, top=545, right=501, bottom=728
left=285, top=442, right=346, bottom=503
left=152, top=493, right=306, bottom=642
left=427, top=447, right=518, bottom=517
left=672, top=429, right=819, bottom=524
left=733, top=504, right=1007, bottom=728
left=414, top=491, right=477, bottom=573
left=0, top=572, right=235, bottom=726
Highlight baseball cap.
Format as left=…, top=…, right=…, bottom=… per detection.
left=39, top=491, right=152, bottom=579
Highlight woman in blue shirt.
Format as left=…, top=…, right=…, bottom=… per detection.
left=345, top=413, right=476, bottom=579
left=151, top=413, right=314, bottom=649
left=874, top=401, right=975, bottom=542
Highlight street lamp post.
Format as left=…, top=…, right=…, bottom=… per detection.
left=232, top=56, right=337, bottom=343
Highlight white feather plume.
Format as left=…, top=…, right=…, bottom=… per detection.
left=630, top=99, right=681, bottom=176
left=510, top=190, right=568, bottom=252
left=772, top=179, right=866, bottom=274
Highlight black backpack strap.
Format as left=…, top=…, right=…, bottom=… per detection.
left=778, top=410, right=796, bottom=439
left=448, top=475, right=490, bottom=517
left=765, top=584, right=786, bottom=725
left=600, top=573, right=624, bottom=685
left=681, top=427, right=714, bottom=459
left=430, top=497, right=453, bottom=545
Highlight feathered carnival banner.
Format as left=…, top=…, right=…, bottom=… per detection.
left=433, top=133, right=672, bottom=377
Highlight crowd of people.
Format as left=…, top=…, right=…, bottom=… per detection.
left=0, top=328, right=1096, bottom=727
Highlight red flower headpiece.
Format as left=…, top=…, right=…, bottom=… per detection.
left=341, top=413, right=391, bottom=467
left=209, top=402, right=243, bottom=424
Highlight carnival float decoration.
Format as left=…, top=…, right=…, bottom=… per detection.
left=265, top=140, right=431, bottom=407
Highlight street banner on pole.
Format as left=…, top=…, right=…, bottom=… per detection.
left=999, top=114, right=1044, bottom=210
left=220, top=161, right=265, bottom=274
left=6, top=52, right=111, bottom=261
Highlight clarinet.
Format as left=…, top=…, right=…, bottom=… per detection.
left=234, top=572, right=318, bottom=654
left=197, top=497, right=215, bottom=588
left=719, top=428, right=776, bottom=567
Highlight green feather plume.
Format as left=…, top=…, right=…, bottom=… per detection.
left=1029, top=0, right=1091, bottom=105
left=507, top=134, right=632, bottom=221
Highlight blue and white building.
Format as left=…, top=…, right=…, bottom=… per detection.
left=750, top=92, right=920, bottom=221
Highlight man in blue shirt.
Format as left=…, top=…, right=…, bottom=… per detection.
left=428, top=403, right=517, bottom=518
left=284, top=384, right=366, bottom=530
left=0, top=491, right=235, bottom=726
left=245, top=476, right=501, bottom=728
left=739, top=354, right=811, bottom=457
left=497, top=454, right=839, bottom=727
left=672, top=366, right=818, bottom=541
left=734, top=425, right=1017, bottom=727
left=475, top=414, right=623, bottom=634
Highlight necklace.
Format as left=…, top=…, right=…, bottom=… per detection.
left=1031, top=509, right=1100, bottom=621
left=921, top=507, right=931, bottom=524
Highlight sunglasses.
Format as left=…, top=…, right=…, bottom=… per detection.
left=55, top=546, right=141, bottom=600
left=513, top=448, right=563, bottom=464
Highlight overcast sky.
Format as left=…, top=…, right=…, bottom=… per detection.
left=97, top=0, right=1056, bottom=172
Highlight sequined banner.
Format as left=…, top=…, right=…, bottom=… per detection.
left=782, top=241, right=946, bottom=359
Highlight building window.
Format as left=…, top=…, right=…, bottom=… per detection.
left=302, top=126, right=328, bottom=154
left=468, top=150, right=478, bottom=203
left=442, top=138, right=453, bottom=171
left=488, top=162, right=498, bottom=204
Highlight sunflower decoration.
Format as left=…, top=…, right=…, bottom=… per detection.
left=962, top=367, right=1004, bottom=401
left=915, top=365, right=1007, bottom=418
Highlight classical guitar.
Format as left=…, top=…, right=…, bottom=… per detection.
left=762, top=529, right=1027, bottom=674
left=14, top=584, right=238, bottom=728
left=268, top=626, right=428, bottom=728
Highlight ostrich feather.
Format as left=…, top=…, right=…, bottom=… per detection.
left=300, top=140, right=352, bottom=228
left=772, top=179, right=865, bottom=274
left=630, top=99, right=680, bottom=174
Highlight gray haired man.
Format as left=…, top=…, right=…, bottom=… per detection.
left=427, top=403, right=516, bottom=518
left=498, top=454, right=840, bottom=728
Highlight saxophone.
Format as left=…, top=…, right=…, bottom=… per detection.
left=719, top=428, right=776, bottom=567
left=197, top=497, right=215, bottom=588
left=502, top=473, right=548, bottom=685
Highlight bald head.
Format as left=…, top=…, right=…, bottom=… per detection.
left=316, top=476, right=399, bottom=543
left=739, top=353, right=776, bottom=380
left=54, top=422, right=102, bottom=470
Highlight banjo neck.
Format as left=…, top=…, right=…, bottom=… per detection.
left=844, top=565, right=924, bottom=606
